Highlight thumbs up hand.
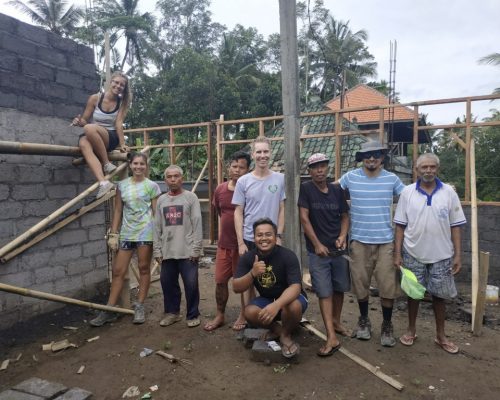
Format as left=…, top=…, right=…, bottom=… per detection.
left=251, top=255, right=266, bottom=278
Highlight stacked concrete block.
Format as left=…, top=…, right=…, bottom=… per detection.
left=0, top=15, right=107, bottom=331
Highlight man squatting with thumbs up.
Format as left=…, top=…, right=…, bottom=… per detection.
left=233, top=218, right=308, bottom=359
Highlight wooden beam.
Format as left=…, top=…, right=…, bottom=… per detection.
left=0, top=141, right=81, bottom=157
left=450, top=132, right=467, bottom=150
left=279, top=0, right=302, bottom=259
left=412, top=106, right=419, bottom=181
left=301, top=320, right=404, bottom=391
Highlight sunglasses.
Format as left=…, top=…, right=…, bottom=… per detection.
left=361, top=150, right=384, bottom=160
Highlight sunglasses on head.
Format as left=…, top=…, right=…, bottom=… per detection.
left=361, top=150, right=384, bottom=159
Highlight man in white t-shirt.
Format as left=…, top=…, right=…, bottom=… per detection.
left=394, top=153, right=466, bottom=354
left=232, top=136, right=285, bottom=255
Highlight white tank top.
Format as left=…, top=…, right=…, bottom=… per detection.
left=92, top=94, right=121, bottom=130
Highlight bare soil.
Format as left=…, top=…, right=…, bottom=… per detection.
left=1, top=263, right=499, bottom=400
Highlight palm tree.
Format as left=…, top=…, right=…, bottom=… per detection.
left=309, top=17, right=377, bottom=101
left=93, top=0, right=158, bottom=73
left=478, top=52, right=500, bottom=94
left=7, top=0, right=83, bottom=36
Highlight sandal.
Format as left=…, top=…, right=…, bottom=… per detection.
left=281, top=342, right=300, bottom=359
left=434, top=338, right=459, bottom=354
left=159, top=313, right=181, bottom=327
left=317, top=343, right=341, bottom=357
left=399, top=333, right=418, bottom=346
left=187, top=317, right=201, bottom=328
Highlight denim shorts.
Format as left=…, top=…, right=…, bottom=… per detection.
left=402, top=250, right=457, bottom=300
left=308, top=252, right=351, bottom=297
left=119, top=241, right=153, bottom=250
left=249, top=293, right=308, bottom=321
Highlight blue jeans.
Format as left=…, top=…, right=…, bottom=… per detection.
left=160, top=259, right=200, bottom=319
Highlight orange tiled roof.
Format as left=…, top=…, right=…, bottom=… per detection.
left=325, top=84, right=415, bottom=124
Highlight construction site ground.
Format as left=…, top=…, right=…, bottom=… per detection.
left=1, top=261, right=499, bottom=400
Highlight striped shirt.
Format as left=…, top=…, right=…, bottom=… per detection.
left=340, top=168, right=405, bottom=244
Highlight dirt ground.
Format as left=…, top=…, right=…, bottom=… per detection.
left=1, top=262, right=499, bottom=400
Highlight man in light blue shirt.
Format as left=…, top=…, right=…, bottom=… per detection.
left=340, top=139, right=405, bottom=347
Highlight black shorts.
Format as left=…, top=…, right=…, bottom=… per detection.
left=78, top=129, right=119, bottom=151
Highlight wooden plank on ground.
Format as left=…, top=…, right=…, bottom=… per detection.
left=301, top=320, right=404, bottom=391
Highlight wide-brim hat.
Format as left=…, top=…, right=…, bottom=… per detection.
left=307, top=153, right=329, bottom=167
left=355, top=140, right=387, bottom=162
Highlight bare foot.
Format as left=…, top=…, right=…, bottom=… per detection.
left=334, top=323, right=353, bottom=337
left=203, top=315, right=225, bottom=332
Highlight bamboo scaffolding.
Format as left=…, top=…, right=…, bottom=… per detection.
left=1, top=190, right=115, bottom=263
left=0, top=282, right=134, bottom=315
left=0, top=147, right=150, bottom=261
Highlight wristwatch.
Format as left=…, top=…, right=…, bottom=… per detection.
left=276, top=233, right=283, bottom=239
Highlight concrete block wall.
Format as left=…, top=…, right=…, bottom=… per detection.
left=0, top=13, right=96, bottom=119
left=459, top=205, right=500, bottom=286
left=0, top=15, right=105, bottom=331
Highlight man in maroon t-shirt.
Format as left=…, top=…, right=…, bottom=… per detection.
left=204, top=151, right=251, bottom=331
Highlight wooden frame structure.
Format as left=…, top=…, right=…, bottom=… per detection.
left=1, top=93, right=499, bottom=325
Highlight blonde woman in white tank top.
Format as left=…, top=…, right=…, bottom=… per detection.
left=72, top=71, right=132, bottom=198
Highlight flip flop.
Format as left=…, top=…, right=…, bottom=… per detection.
left=317, top=342, right=341, bottom=357
left=281, top=342, right=300, bottom=359
left=399, top=334, right=418, bottom=346
left=434, top=338, right=459, bottom=354
left=232, top=321, right=248, bottom=331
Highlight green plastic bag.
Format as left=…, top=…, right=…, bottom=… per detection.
left=400, top=266, right=426, bottom=300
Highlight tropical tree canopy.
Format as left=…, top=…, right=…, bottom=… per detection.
left=7, top=0, right=83, bottom=36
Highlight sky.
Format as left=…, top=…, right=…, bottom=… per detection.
left=2, top=0, right=499, bottom=124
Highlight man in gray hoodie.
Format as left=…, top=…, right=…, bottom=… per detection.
left=154, top=165, right=203, bottom=328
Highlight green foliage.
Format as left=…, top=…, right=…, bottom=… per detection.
left=8, top=0, right=83, bottom=36
left=434, top=111, right=500, bottom=201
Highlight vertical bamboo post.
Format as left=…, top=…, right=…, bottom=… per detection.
left=169, top=127, right=175, bottom=165
left=104, top=31, right=111, bottom=90
left=334, top=112, right=341, bottom=181
left=473, top=251, right=490, bottom=335
left=412, top=106, right=419, bottom=181
left=207, top=123, right=215, bottom=243
left=465, top=99, right=472, bottom=202
left=379, top=108, right=385, bottom=144
left=470, top=138, right=479, bottom=331
left=259, top=119, right=265, bottom=137
left=216, top=118, right=223, bottom=185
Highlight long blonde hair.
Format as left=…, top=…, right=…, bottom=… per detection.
left=109, top=71, right=132, bottom=117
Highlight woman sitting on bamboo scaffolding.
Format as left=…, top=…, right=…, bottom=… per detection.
left=72, top=71, right=132, bottom=199
left=90, top=152, right=162, bottom=326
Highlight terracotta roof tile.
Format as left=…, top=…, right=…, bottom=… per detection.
left=326, top=84, right=415, bottom=123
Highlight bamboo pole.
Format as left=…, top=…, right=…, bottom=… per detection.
left=0, top=141, right=82, bottom=156
left=470, top=138, right=480, bottom=331
left=1, top=190, right=115, bottom=264
left=191, top=159, right=208, bottom=193
left=412, top=106, right=419, bottom=181
left=0, top=282, right=134, bottom=315
left=465, top=100, right=472, bottom=202
left=301, top=320, right=404, bottom=391
left=334, top=112, right=341, bottom=180
left=473, top=251, right=490, bottom=335
left=0, top=146, right=150, bottom=260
